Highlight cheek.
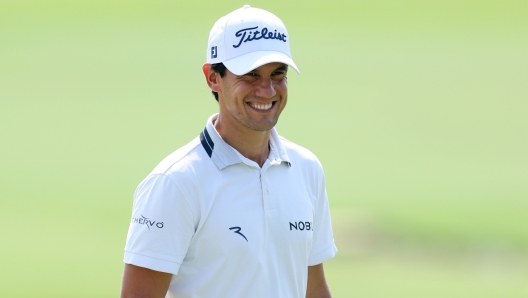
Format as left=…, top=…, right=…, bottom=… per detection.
left=231, top=84, right=252, bottom=100
left=276, top=79, right=288, bottom=93
left=277, top=84, right=288, bottom=101
left=277, top=92, right=288, bottom=112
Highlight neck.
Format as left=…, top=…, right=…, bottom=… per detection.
left=213, top=114, right=271, bottom=168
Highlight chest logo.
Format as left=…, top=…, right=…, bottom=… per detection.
left=229, top=226, right=248, bottom=242
left=289, top=221, right=312, bottom=231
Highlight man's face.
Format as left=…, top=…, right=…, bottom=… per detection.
left=217, top=62, right=288, bottom=132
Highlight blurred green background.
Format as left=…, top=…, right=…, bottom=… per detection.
left=1, top=0, right=527, bottom=297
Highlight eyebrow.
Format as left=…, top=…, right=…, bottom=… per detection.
left=274, top=65, right=289, bottom=72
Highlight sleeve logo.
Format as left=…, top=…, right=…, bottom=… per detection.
left=131, top=215, right=164, bottom=230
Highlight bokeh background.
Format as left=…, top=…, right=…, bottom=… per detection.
left=1, top=0, right=527, bottom=297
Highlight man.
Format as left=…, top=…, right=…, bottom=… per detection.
left=121, top=5, right=337, bottom=298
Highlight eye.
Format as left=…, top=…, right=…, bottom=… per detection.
left=241, top=71, right=259, bottom=82
left=272, top=70, right=287, bottom=79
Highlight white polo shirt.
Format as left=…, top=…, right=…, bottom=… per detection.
left=124, top=114, right=337, bottom=298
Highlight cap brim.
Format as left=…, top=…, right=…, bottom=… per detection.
left=223, top=51, right=300, bottom=76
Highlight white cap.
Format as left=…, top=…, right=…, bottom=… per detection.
left=206, top=5, right=300, bottom=75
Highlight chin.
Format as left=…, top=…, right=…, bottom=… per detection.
left=246, top=119, right=278, bottom=132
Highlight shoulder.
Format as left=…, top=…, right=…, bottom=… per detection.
left=134, top=135, right=214, bottom=207
left=278, top=136, right=327, bottom=200
left=279, top=136, right=323, bottom=169
left=148, top=136, right=213, bottom=181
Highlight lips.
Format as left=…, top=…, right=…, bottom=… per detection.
left=248, top=102, right=273, bottom=111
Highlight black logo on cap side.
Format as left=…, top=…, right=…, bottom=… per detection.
left=211, top=46, right=218, bottom=58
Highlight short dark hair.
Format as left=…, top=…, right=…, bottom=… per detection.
left=210, top=63, right=226, bottom=102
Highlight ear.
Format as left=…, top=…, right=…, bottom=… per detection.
left=202, top=63, right=221, bottom=93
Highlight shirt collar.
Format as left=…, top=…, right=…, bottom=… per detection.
left=200, top=114, right=291, bottom=170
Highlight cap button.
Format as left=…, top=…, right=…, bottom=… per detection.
left=243, top=5, right=251, bottom=9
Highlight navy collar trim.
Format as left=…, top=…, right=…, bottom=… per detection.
left=199, top=127, right=214, bottom=157
left=199, top=114, right=291, bottom=170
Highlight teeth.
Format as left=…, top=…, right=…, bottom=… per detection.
left=249, top=102, right=272, bottom=110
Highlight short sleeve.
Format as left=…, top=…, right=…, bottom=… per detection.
left=124, top=174, right=195, bottom=275
left=308, top=170, right=338, bottom=266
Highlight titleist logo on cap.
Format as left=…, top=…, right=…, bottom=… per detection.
left=233, top=26, right=287, bottom=48
left=206, top=5, right=300, bottom=75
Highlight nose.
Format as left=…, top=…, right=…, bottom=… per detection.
left=254, top=77, right=277, bottom=99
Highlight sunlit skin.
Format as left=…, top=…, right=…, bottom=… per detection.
left=203, top=62, right=289, bottom=167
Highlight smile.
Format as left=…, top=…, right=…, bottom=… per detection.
left=247, top=102, right=273, bottom=111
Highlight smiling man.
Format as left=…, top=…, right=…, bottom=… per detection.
left=121, top=5, right=337, bottom=298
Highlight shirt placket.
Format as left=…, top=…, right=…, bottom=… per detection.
left=260, top=162, right=277, bottom=215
